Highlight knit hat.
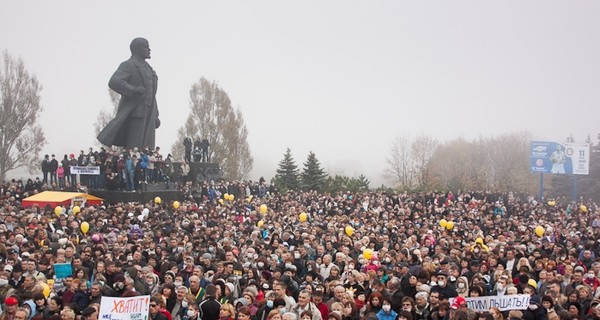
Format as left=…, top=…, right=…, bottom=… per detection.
left=261, top=270, right=272, bottom=281
left=541, top=295, right=553, bottom=308
left=234, top=297, right=250, bottom=307
left=4, top=296, right=18, bottom=306
left=243, top=287, right=258, bottom=300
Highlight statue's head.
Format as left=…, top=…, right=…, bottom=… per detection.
left=130, top=38, right=150, bottom=59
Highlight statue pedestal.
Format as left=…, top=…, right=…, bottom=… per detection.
left=187, top=162, right=223, bottom=182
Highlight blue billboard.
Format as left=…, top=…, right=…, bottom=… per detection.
left=530, top=141, right=590, bottom=175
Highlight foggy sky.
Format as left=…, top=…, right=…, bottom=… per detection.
left=1, top=1, right=599, bottom=186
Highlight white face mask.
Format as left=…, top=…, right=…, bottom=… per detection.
left=181, top=301, right=188, bottom=308
left=257, top=262, right=265, bottom=268
left=294, top=253, right=301, bottom=259
left=174, top=281, right=183, bottom=287
left=497, top=284, right=504, bottom=291
left=0, top=279, right=7, bottom=286
left=437, top=281, right=445, bottom=287
left=457, top=283, right=465, bottom=289
left=382, top=305, right=391, bottom=312
left=187, top=310, right=196, bottom=317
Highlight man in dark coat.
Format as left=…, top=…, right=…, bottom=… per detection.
left=98, top=37, right=160, bottom=150
left=199, top=284, right=221, bottom=320
left=183, top=137, right=193, bottom=163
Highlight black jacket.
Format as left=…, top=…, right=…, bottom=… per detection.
left=199, top=297, right=221, bottom=320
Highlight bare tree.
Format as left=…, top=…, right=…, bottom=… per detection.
left=426, top=133, right=536, bottom=193
left=171, top=77, right=253, bottom=180
left=384, top=133, right=414, bottom=188
left=94, top=89, right=120, bottom=143
left=411, top=134, right=438, bottom=188
left=0, top=51, right=46, bottom=181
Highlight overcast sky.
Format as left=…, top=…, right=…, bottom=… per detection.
left=1, top=1, right=599, bottom=185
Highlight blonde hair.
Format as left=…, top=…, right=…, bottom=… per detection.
left=221, top=303, right=235, bottom=316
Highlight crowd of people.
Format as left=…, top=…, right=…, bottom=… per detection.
left=38, top=147, right=181, bottom=192
left=0, top=170, right=599, bottom=320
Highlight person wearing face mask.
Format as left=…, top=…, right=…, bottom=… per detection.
left=293, top=250, right=306, bottom=277
left=170, top=286, right=188, bottom=320
left=455, top=277, right=469, bottom=298
left=185, top=303, right=201, bottom=320
left=430, top=272, right=458, bottom=299
left=0, top=275, right=14, bottom=299
left=490, top=276, right=509, bottom=296
left=256, top=292, right=286, bottom=320
left=376, top=298, right=397, bottom=320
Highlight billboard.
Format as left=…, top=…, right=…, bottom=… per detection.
left=530, top=141, right=590, bottom=175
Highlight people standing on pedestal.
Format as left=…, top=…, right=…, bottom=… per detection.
left=201, top=139, right=210, bottom=163
left=193, top=139, right=202, bottom=163
left=183, top=137, right=193, bottom=163
left=50, top=155, right=59, bottom=184
left=41, top=155, right=50, bottom=184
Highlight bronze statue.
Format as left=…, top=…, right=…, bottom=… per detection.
left=97, top=38, right=160, bottom=150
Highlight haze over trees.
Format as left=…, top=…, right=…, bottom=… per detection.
left=172, top=77, right=253, bottom=180
left=383, top=131, right=600, bottom=201
left=0, top=51, right=46, bottom=181
left=273, top=148, right=371, bottom=193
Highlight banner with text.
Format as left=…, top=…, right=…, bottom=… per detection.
left=449, top=295, right=530, bottom=312
left=70, top=166, right=100, bottom=175
left=99, top=295, right=150, bottom=320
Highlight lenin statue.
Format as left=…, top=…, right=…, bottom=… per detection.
left=97, top=38, right=160, bottom=150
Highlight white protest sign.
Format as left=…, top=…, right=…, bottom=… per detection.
left=99, top=295, right=150, bottom=320
left=449, top=295, right=530, bottom=312
left=70, top=166, right=100, bottom=175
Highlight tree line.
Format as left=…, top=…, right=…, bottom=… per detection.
left=1, top=50, right=598, bottom=202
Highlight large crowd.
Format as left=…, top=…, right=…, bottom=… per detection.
left=0, top=153, right=599, bottom=320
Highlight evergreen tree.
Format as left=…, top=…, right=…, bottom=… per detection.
left=273, top=148, right=300, bottom=192
left=354, top=174, right=371, bottom=191
left=301, top=151, right=328, bottom=192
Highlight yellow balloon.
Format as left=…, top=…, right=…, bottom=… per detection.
left=535, top=225, right=545, bottom=237
left=259, top=204, right=268, bottom=214
left=154, top=196, right=161, bottom=204
left=363, top=249, right=373, bottom=261
left=257, top=220, right=265, bottom=228
left=445, top=221, right=454, bottom=230
left=173, top=201, right=180, bottom=209
left=218, top=199, right=224, bottom=205
left=72, top=206, right=81, bottom=214
left=229, top=194, right=235, bottom=201
left=547, top=200, right=556, bottom=206
left=581, top=205, right=588, bottom=213
left=41, top=282, right=50, bottom=298
left=439, top=219, right=448, bottom=228
left=80, top=221, right=90, bottom=235
left=247, top=196, right=253, bottom=203
left=299, top=212, right=308, bottom=222
left=54, top=206, right=62, bottom=216
left=345, top=226, right=355, bottom=237
left=224, top=194, right=230, bottom=201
